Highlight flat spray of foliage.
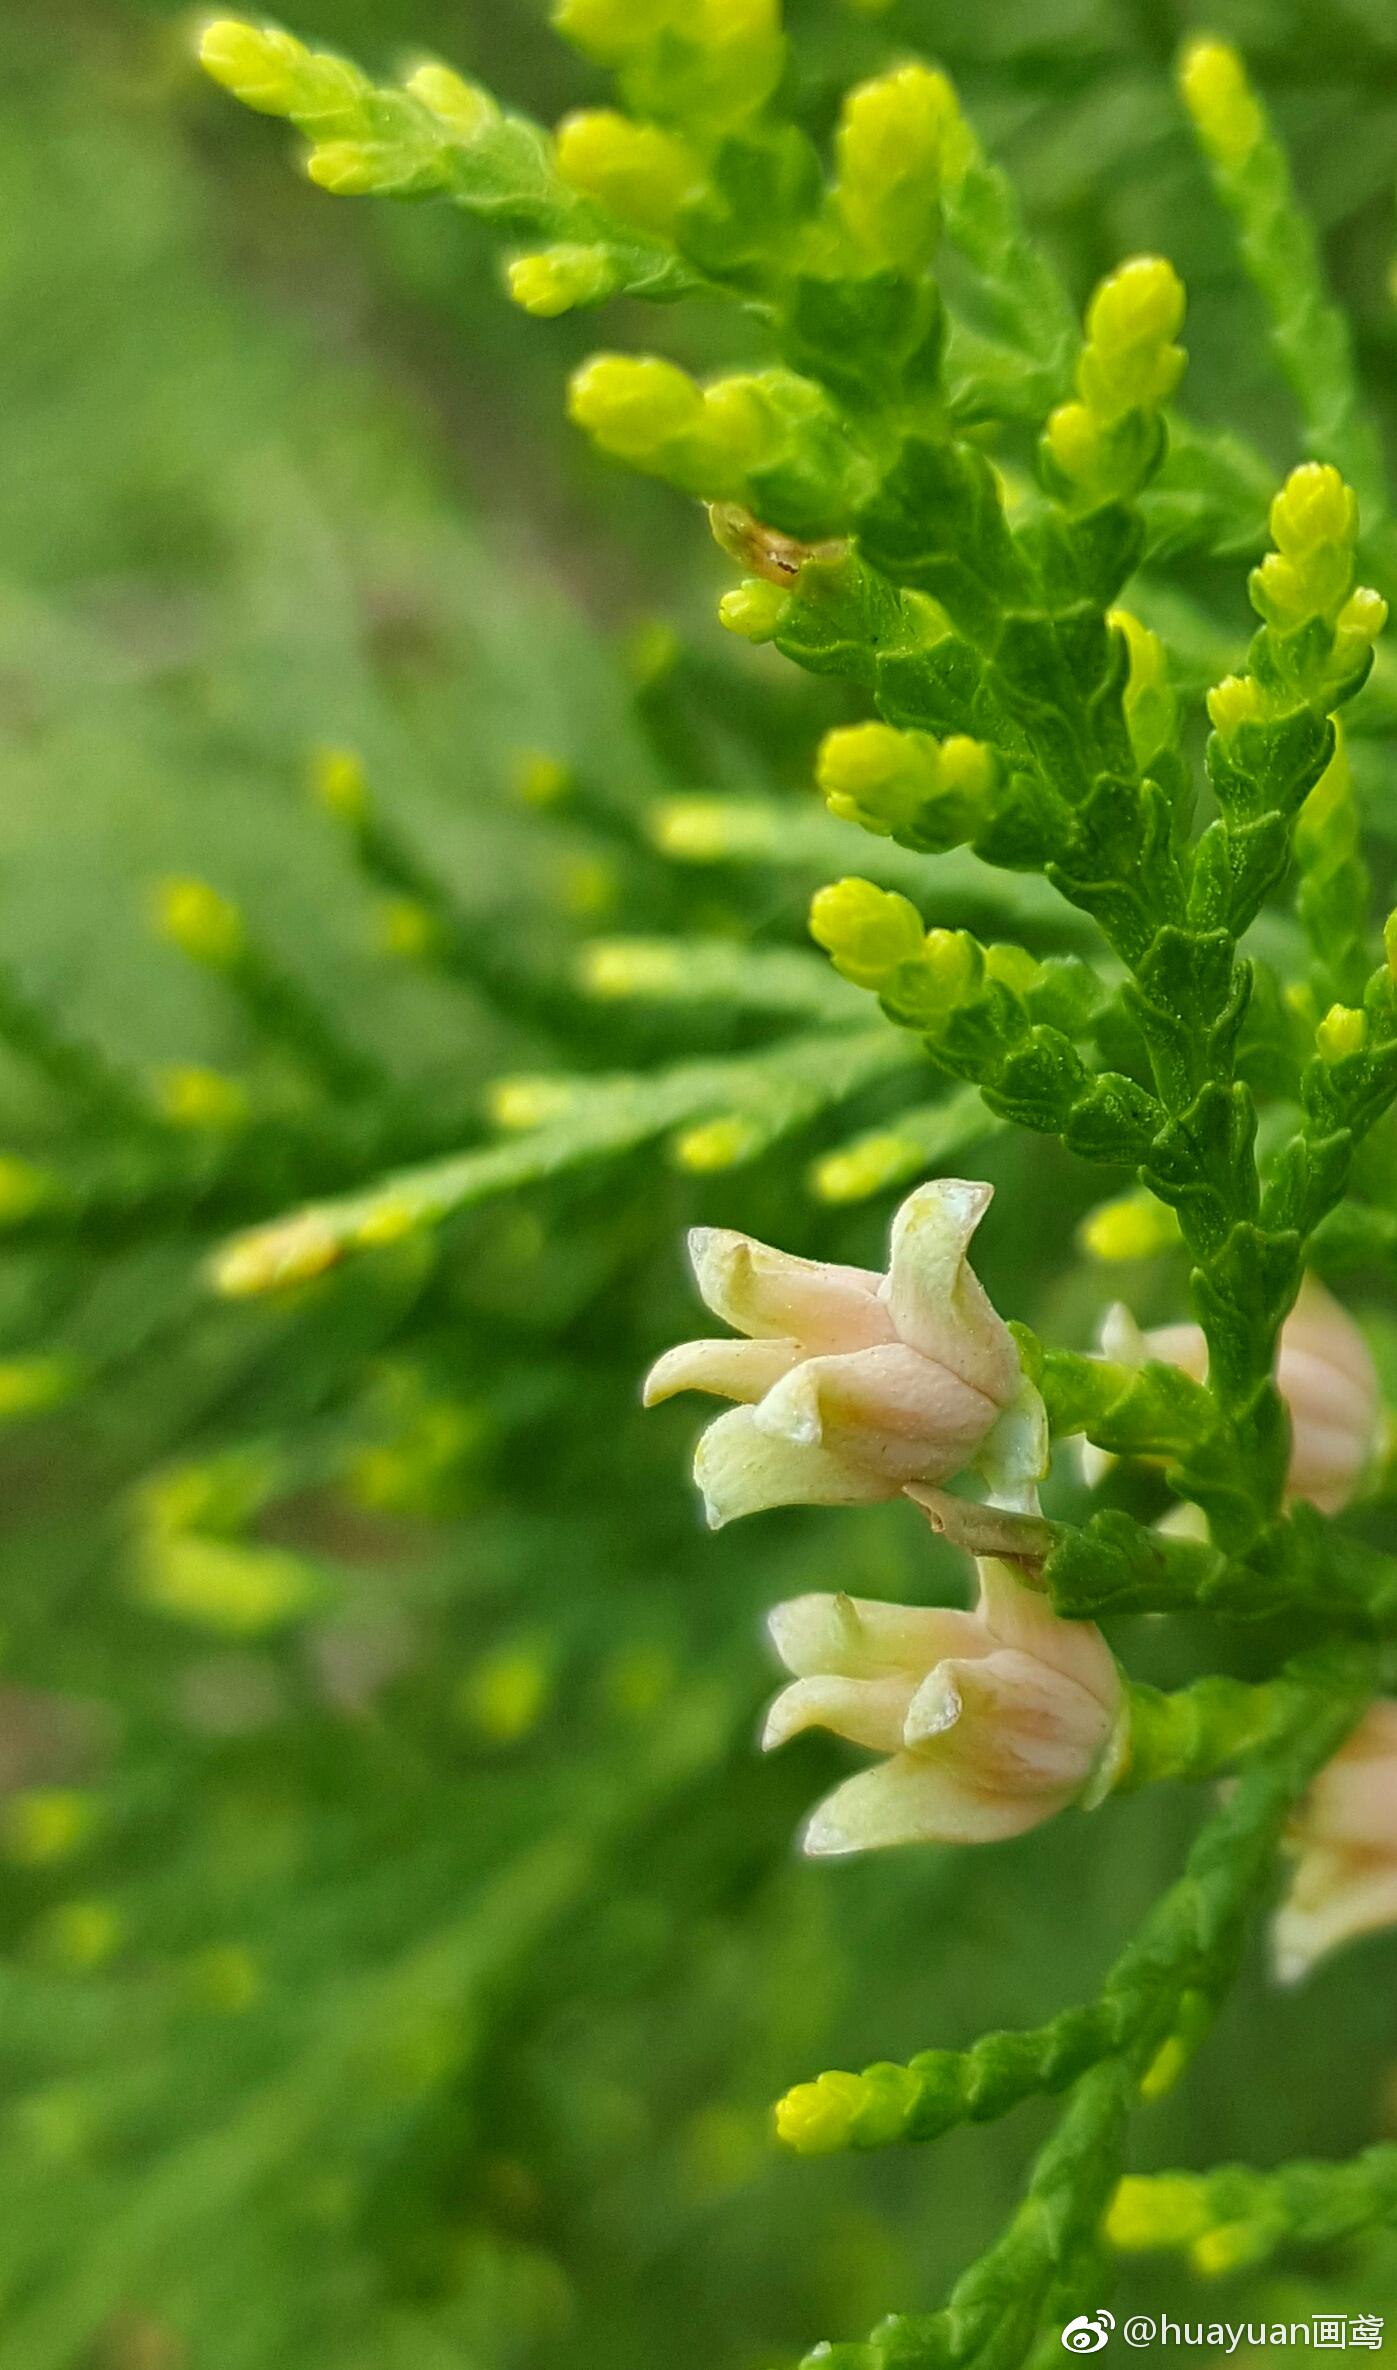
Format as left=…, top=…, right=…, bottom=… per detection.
left=4, top=3, right=1397, bottom=2364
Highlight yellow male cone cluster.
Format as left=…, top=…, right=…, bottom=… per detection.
left=1046, top=256, right=1185, bottom=499
left=834, top=64, right=970, bottom=275
left=556, top=111, right=701, bottom=238
left=1250, top=460, right=1363, bottom=630
left=1208, top=462, right=1386, bottom=733
left=808, top=879, right=924, bottom=989
left=817, top=720, right=995, bottom=848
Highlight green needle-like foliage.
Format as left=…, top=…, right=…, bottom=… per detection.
left=4, top=4, right=1397, bottom=2367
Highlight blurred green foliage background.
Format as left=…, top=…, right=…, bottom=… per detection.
left=3, top=4, right=1397, bottom=2365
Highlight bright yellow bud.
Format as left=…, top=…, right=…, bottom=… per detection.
left=568, top=352, right=704, bottom=461
left=404, top=62, right=496, bottom=140
left=1106, top=2174, right=1208, bottom=2251
left=155, top=1065, right=249, bottom=1130
left=1316, top=1002, right=1367, bottom=1061
left=1205, top=673, right=1266, bottom=736
left=1177, top=39, right=1263, bottom=166
left=718, top=579, right=786, bottom=640
left=198, top=19, right=306, bottom=114
left=556, top=110, right=700, bottom=236
left=1078, top=255, right=1186, bottom=420
left=835, top=64, right=966, bottom=272
left=508, top=245, right=617, bottom=318
left=1271, top=460, right=1357, bottom=558
left=808, top=877, right=926, bottom=988
left=774, top=2070, right=864, bottom=2155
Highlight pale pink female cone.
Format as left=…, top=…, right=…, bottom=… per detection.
left=1086, top=1275, right=1381, bottom=1514
left=760, top=1559, right=1123, bottom=1854
left=1274, top=1701, right=1397, bottom=1980
left=643, top=1180, right=1045, bottom=1528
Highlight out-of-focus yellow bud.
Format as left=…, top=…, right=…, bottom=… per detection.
left=835, top=64, right=966, bottom=273
left=718, top=579, right=787, bottom=640
left=513, top=750, right=572, bottom=807
left=808, top=878, right=925, bottom=989
left=460, top=1645, right=551, bottom=1743
left=3, top=1790, right=98, bottom=1866
left=155, top=1065, right=250, bottom=1131
left=0, top=1355, right=82, bottom=1420
left=1316, top=1002, right=1367, bottom=1061
left=1079, top=1190, right=1181, bottom=1263
left=508, top=245, right=618, bottom=318
left=156, top=878, right=245, bottom=968
left=37, top=1900, right=122, bottom=1970
left=552, top=0, right=673, bottom=65
left=1177, top=39, right=1263, bottom=166
left=810, top=1128, right=919, bottom=1205
left=487, top=1075, right=580, bottom=1131
left=560, top=857, right=617, bottom=920
left=353, top=1195, right=419, bottom=1250
left=670, top=1116, right=763, bottom=1171
left=404, top=62, right=497, bottom=140
left=556, top=110, right=700, bottom=237
left=1191, top=2221, right=1273, bottom=2278
left=1385, top=909, right=1397, bottom=980
left=374, top=898, right=442, bottom=961
left=650, top=797, right=746, bottom=861
left=310, top=744, right=368, bottom=821
left=0, top=1154, right=55, bottom=1223
left=581, top=940, right=684, bottom=998
left=136, top=1532, right=324, bottom=1635
left=1106, top=2173, right=1208, bottom=2251
left=212, top=1211, right=342, bottom=1297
